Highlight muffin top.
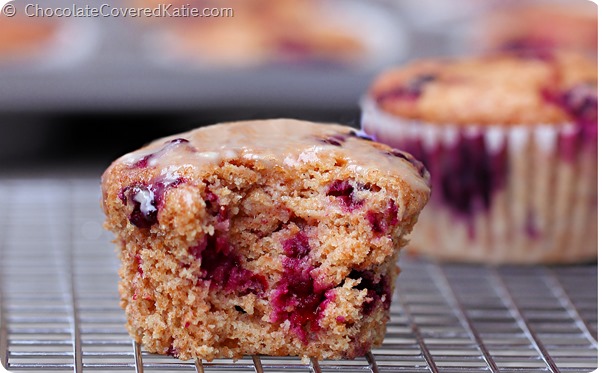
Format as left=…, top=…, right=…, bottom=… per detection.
left=368, top=51, right=597, bottom=125
left=104, top=119, right=430, bottom=196
left=478, top=2, right=597, bottom=55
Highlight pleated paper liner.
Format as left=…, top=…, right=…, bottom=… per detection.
left=362, top=98, right=597, bottom=264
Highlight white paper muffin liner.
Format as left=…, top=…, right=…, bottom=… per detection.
left=361, top=98, right=597, bottom=264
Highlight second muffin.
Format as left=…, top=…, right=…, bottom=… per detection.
left=361, top=50, right=597, bottom=264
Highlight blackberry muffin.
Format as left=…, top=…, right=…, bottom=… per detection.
left=362, top=51, right=597, bottom=264
left=0, top=16, right=58, bottom=63
left=148, top=0, right=364, bottom=67
left=101, top=119, right=430, bottom=361
left=477, top=1, right=597, bottom=56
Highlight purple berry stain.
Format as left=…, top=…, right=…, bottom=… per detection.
left=204, top=191, right=228, bottom=220
left=543, top=84, right=597, bottom=127
left=525, top=210, right=540, bottom=239
left=349, top=130, right=374, bottom=141
left=349, top=270, right=391, bottom=315
left=271, top=232, right=330, bottom=344
left=559, top=84, right=597, bottom=128
left=120, top=176, right=186, bottom=228
left=376, top=74, right=437, bottom=103
left=132, top=138, right=192, bottom=168
left=120, top=185, right=158, bottom=228
left=204, top=191, right=219, bottom=206
left=166, top=344, right=179, bottom=358
left=366, top=199, right=399, bottom=234
left=277, top=38, right=311, bottom=58
left=135, top=254, right=143, bottom=276
left=440, top=134, right=497, bottom=214
left=501, top=39, right=555, bottom=60
left=542, top=83, right=598, bottom=161
left=190, top=234, right=267, bottom=296
left=327, top=180, right=363, bottom=211
left=400, top=132, right=507, bottom=219
left=501, top=38, right=555, bottom=60
left=320, top=134, right=346, bottom=147
left=387, top=149, right=429, bottom=179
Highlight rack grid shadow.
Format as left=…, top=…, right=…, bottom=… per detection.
left=0, top=179, right=597, bottom=372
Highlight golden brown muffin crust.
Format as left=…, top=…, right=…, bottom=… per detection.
left=370, top=51, right=597, bottom=125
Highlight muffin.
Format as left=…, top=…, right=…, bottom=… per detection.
left=146, top=0, right=365, bottom=67
left=476, top=1, right=597, bottom=55
left=0, top=16, right=58, bottom=63
left=101, top=119, right=430, bottom=361
left=361, top=51, right=597, bottom=264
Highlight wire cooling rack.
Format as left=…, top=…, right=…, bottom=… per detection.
left=0, top=179, right=597, bottom=372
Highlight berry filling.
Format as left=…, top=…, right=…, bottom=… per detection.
left=502, top=39, right=555, bottom=60
left=348, top=129, right=375, bottom=141
left=166, top=344, right=179, bottom=358
left=349, top=341, right=372, bottom=358
left=327, top=180, right=364, bottom=211
left=386, top=149, right=429, bottom=178
left=119, top=176, right=186, bottom=228
left=271, top=232, right=329, bottom=344
left=319, top=134, right=346, bottom=147
left=440, top=135, right=495, bottom=214
left=349, top=270, right=391, bottom=315
left=525, top=210, right=540, bottom=239
left=204, top=191, right=220, bottom=214
left=365, top=199, right=399, bottom=234
left=190, top=234, right=267, bottom=296
left=401, top=133, right=507, bottom=219
left=203, top=191, right=229, bottom=227
left=135, top=254, right=143, bottom=276
left=277, top=38, right=312, bottom=59
left=543, top=84, right=598, bottom=161
left=375, top=74, right=437, bottom=103
left=502, top=38, right=555, bottom=52
left=132, top=138, right=193, bottom=168
left=542, top=84, right=598, bottom=130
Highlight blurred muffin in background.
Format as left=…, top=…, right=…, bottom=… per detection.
left=0, top=16, right=58, bottom=63
left=476, top=0, right=597, bottom=55
left=0, top=14, right=97, bottom=70
left=167, top=1, right=364, bottom=67
left=140, top=0, right=369, bottom=68
left=361, top=50, right=597, bottom=264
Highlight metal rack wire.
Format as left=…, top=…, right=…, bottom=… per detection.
left=0, top=179, right=597, bottom=372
